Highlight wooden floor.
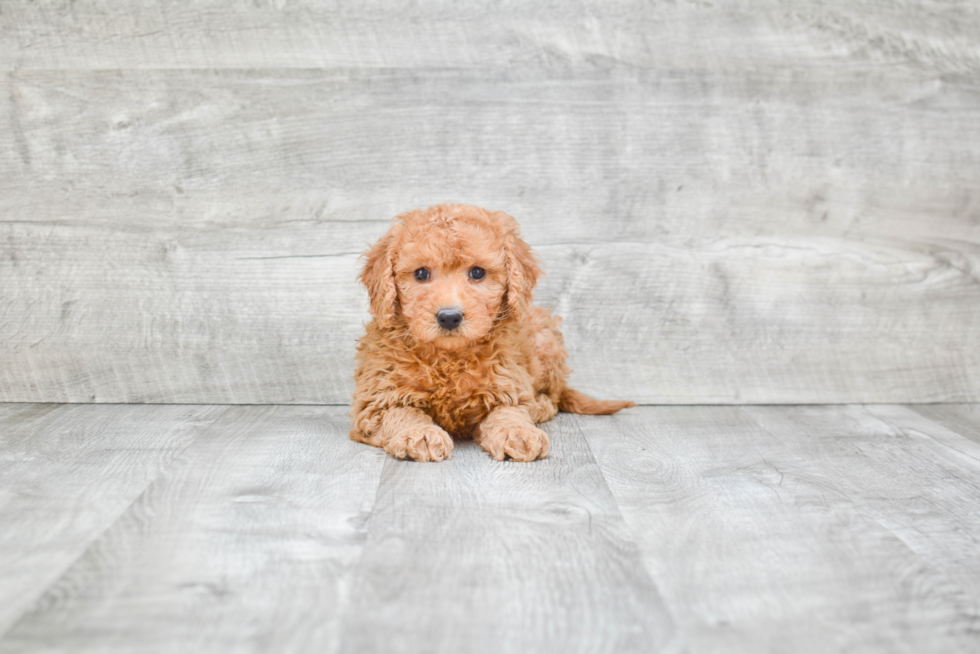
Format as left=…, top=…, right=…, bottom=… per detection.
left=1, top=404, right=979, bottom=653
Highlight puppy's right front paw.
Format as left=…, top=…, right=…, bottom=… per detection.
left=384, top=424, right=454, bottom=462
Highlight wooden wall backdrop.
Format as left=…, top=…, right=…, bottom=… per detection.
left=2, top=0, right=979, bottom=404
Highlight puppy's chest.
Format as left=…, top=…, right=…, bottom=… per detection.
left=397, top=358, right=510, bottom=432
left=407, top=360, right=489, bottom=401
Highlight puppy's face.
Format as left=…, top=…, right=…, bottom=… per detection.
left=394, top=219, right=507, bottom=349
left=361, top=204, right=539, bottom=351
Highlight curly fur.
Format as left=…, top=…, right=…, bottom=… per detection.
left=349, top=203, right=635, bottom=462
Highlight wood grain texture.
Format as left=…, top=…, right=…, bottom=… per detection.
left=2, top=404, right=980, bottom=652
left=0, top=403, right=223, bottom=636
left=3, top=1, right=980, bottom=404
left=585, top=406, right=980, bottom=653
left=867, top=404, right=980, bottom=463
left=0, top=405, right=387, bottom=654
left=3, top=0, right=979, bottom=71
left=3, top=65, right=980, bottom=404
left=743, top=405, right=980, bottom=621
left=911, top=404, right=980, bottom=446
left=542, top=238, right=980, bottom=403
left=4, top=224, right=977, bottom=403
left=6, top=68, right=980, bottom=230
left=337, top=413, right=675, bottom=654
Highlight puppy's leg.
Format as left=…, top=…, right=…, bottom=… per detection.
left=357, top=407, right=454, bottom=462
left=527, top=393, right=558, bottom=424
left=474, top=405, right=549, bottom=462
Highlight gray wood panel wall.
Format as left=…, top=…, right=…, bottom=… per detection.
left=3, top=1, right=979, bottom=404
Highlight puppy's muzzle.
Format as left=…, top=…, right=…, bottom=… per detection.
left=436, top=308, right=464, bottom=331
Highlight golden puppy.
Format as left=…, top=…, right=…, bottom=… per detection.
left=349, top=203, right=635, bottom=462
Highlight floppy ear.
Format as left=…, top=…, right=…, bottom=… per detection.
left=359, top=226, right=400, bottom=328
left=500, top=214, right=541, bottom=322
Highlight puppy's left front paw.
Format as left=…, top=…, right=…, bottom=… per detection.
left=478, top=423, right=550, bottom=462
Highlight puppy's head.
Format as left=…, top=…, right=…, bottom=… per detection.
left=360, top=203, right=540, bottom=350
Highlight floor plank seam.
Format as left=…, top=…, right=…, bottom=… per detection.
left=331, top=448, right=390, bottom=648
left=0, top=405, right=233, bottom=640
left=564, top=414, right=684, bottom=646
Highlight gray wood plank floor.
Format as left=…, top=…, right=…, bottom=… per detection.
left=1, top=404, right=979, bottom=653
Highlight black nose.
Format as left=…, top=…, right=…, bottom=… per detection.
left=436, top=308, right=464, bottom=331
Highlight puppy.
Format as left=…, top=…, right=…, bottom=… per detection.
left=349, top=203, right=635, bottom=462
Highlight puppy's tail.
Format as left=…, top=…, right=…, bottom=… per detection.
left=559, top=387, right=637, bottom=415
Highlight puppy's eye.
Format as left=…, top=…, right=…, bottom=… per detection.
left=414, top=268, right=430, bottom=281
left=469, top=267, right=485, bottom=281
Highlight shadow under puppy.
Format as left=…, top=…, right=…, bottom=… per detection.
left=350, top=203, right=635, bottom=462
